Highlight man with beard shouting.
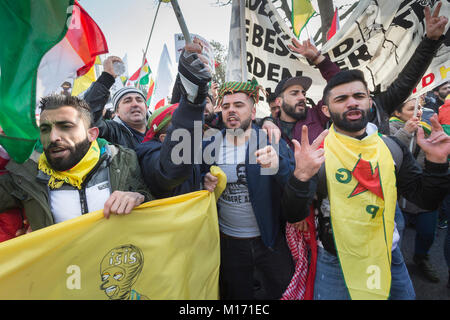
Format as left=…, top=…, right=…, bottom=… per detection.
left=274, top=1, right=447, bottom=144
left=202, top=79, right=300, bottom=300
left=0, top=94, right=152, bottom=232
left=300, top=70, right=449, bottom=300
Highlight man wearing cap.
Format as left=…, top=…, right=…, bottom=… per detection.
left=275, top=4, right=448, bottom=142
left=83, top=56, right=149, bottom=149
left=273, top=74, right=329, bottom=145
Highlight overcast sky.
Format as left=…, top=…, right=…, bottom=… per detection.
left=78, top=0, right=356, bottom=78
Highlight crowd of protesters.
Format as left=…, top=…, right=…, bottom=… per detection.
left=0, top=2, right=449, bottom=300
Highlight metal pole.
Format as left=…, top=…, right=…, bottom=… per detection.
left=238, top=0, right=247, bottom=81
left=170, top=0, right=192, bottom=44
left=141, top=0, right=162, bottom=66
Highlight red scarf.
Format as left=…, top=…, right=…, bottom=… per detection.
left=281, top=207, right=317, bottom=300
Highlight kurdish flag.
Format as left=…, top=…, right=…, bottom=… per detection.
left=291, top=0, right=316, bottom=38
left=71, top=56, right=102, bottom=97
left=127, top=58, right=152, bottom=87
left=146, top=77, right=155, bottom=107
left=0, top=0, right=108, bottom=163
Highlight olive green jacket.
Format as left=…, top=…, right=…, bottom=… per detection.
left=0, top=144, right=153, bottom=231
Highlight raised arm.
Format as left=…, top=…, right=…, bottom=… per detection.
left=373, top=3, right=448, bottom=115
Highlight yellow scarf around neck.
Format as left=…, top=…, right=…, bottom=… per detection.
left=38, top=140, right=100, bottom=190
left=324, top=125, right=397, bottom=300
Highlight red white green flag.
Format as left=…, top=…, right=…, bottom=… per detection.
left=127, top=58, right=152, bottom=87
left=146, top=77, right=155, bottom=107
left=0, top=0, right=108, bottom=163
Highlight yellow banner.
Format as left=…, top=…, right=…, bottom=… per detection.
left=0, top=190, right=222, bottom=300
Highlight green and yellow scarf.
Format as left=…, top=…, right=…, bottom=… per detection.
left=38, top=140, right=101, bottom=190
left=389, top=116, right=431, bottom=136
left=324, top=125, right=397, bottom=300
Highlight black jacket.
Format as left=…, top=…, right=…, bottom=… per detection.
left=315, top=135, right=449, bottom=255
left=281, top=174, right=317, bottom=223
left=370, top=36, right=445, bottom=134
left=83, top=72, right=147, bottom=149
left=135, top=96, right=205, bottom=199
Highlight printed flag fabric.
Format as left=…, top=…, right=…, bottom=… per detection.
left=227, top=0, right=450, bottom=111
left=326, top=8, right=340, bottom=40
left=0, top=0, right=108, bottom=164
left=0, top=0, right=73, bottom=164
left=292, top=0, right=316, bottom=38
left=149, top=44, right=175, bottom=112
left=127, top=58, right=151, bottom=87
left=71, top=63, right=96, bottom=97
left=0, top=189, right=223, bottom=300
left=146, top=77, right=155, bottom=107
left=321, top=0, right=450, bottom=97
left=324, top=126, right=397, bottom=299
left=37, top=0, right=108, bottom=101
left=71, top=55, right=102, bottom=97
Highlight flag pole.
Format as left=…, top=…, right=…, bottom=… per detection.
left=238, top=0, right=247, bottom=81
left=137, top=0, right=162, bottom=85
left=170, top=0, right=192, bottom=44
left=142, top=1, right=162, bottom=62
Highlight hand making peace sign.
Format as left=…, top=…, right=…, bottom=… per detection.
left=292, top=126, right=329, bottom=182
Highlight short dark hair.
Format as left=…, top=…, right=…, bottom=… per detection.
left=39, top=94, right=93, bottom=127
left=433, top=81, right=449, bottom=92
left=391, top=96, right=424, bottom=116
left=267, top=92, right=277, bottom=104
left=323, top=70, right=368, bottom=105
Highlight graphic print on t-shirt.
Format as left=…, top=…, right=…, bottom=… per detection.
left=217, top=139, right=260, bottom=237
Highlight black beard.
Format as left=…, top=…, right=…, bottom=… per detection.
left=225, top=114, right=252, bottom=134
left=44, top=138, right=92, bottom=171
left=329, top=108, right=370, bottom=133
left=281, top=100, right=307, bottom=120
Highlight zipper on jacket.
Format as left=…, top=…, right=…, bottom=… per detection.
left=78, top=152, right=109, bottom=215
left=79, top=188, right=89, bottom=214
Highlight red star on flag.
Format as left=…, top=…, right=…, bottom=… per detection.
left=349, top=158, right=384, bottom=199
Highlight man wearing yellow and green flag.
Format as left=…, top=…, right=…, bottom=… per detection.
left=297, top=70, right=449, bottom=300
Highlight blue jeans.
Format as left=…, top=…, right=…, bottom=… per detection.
left=414, top=209, right=438, bottom=257
left=395, top=203, right=405, bottom=250
left=442, top=194, right=450, bottom=269
left=314, top=246, right=415, bottom=300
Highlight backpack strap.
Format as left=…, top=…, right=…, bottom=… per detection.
left=380, top=135, right=403, bottom=174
